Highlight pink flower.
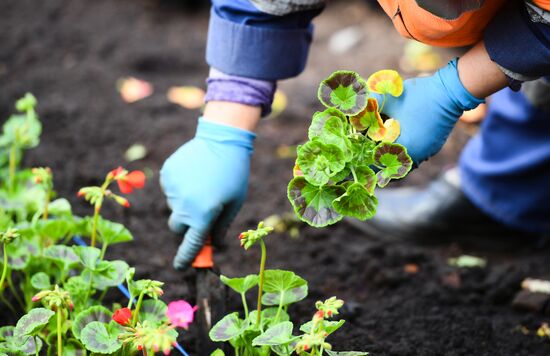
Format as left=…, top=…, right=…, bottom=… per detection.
left=166, top=300, right=197, bottom=329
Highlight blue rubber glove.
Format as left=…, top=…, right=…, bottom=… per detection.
left=376, top=58, right=484, bottom=165
left=160, top=118, right=256, bottom=270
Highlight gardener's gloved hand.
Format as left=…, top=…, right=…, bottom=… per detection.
left=160, top=118, right=256, bottom=270
left=375, top=58, right=484, bottom=165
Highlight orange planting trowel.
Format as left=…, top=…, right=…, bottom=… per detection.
left=192, top=239, right=227, bottom=354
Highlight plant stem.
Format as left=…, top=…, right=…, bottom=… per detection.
left=8, top=145, right=17, bottom=192
left=99, top=242, right=108, bottom=261
left=90, top=208, right=100, bottom=248
left=379, top=94, right=387, bottom=113
left=34, top=336, right=39, bottom=356
left=240, top=292, right=249, bottom=319
left=56, top=309, right=63, bottom=356
left=7, top=271, right=25, bottom=310
left=350, top=166, right=358, bottom=183
left=255, top=239, right=267, bottom=328
left=0, top=244, right=8, bottom=294
left=132, top=291, right=146, bottom=326
left=0, top=293, right=17, bottom=315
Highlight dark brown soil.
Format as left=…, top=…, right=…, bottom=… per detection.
left=2, top=0, right=550, bottom=355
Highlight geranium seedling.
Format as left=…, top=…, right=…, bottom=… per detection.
left=288, top=69, right=413, bottom=226
left=210, top=223, right=367, bottom=355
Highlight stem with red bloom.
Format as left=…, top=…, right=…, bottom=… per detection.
left=255, top=239, right=267, bottom=328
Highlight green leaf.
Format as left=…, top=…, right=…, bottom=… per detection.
left=83, top=260, right=129, bottom=290
left=349, top=135, right=376, bottom=166
left=308, top=109, right=347, bottom=139
left=48, top=198, right=72, bottom=217
left=36, top=219, right=72, bottom=242
left=80, top=321, right=121, bottom=354
left=252, top=321, right=294, bottom=346
left=0, top=326, right=41, bottom=355
left=72, top=306, right=112, bottom=340
left=44, top=245, right=79, bottom=270
left=30, top=273, right=51, bottom=290
left=261, top=270, right=308, bottom=307
left=96, top=218, right=133, bottom=246
left=249, top=308, right=290, bottom=329
left=373, top=143, right=412, bottom=187
left=211, top=349, right=225, bottom=356
left=354, top=166, right=377, bottom=195
left=14, top=308, right=54, bottom=337
left=209, top=313, right=248, bottom=342
left=139, top=299, right=168, bottom=325
left=262, top=286, right=307, bottom=307
left=333, top=183, right=377, bottom=220
left=288, top=177, right=344, bottom=227
left=299, top=319, right=345, bottom=336
left=297, top=140, right=345, bottom=186
left=326, top=351, right=369, bottom=356
left=318, top=71, right=368, bottom=115
left=73, top=246, right=101, bottom=270
left=220, top=274, right=259, bottom=294
left=1, top=113, right=41, bottom=149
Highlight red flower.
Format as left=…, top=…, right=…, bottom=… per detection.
left=112, top=307, right=132, bottom=325
left=117, top=171, right=146, bottom=194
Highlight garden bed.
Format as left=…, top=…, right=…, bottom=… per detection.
left=1, top=0, right=550, bottom=355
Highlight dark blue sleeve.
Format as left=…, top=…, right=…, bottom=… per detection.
left=484, top=1, right=550, bottom=78
left=206, top=0, right=323, bottom=80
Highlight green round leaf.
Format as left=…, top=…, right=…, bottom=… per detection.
left=288, top=177, right=345, bottom=227
left=373, top=143, right=412, bottom=187
left=96, top=218, right=133, bottom=246
left=318, top=71, right=368, bottom=115
left=220, top=274, right=259, bottom=294
left=36, top=219, right=72, bottom=242
left=252, top=321, right=294, bottom=346
left=73, top=246, right=101, bottom=270
left=30, top=272, right=51, bottom=290
left=80, top=322, right=121, bottom=354
left=309, top=109, right=347, bottom=139
left=14, top=308, right=54, bottom=338
left=48, top=198, right=72, bottom=217
left=297, top=140, right=345, bottom=187
left=209, top=313, right=248, bottom=342
left=354, top=166, right=377, bottom=195
left=44, top=245, right=79, bottom=269
left=72, top=306, right=112, bottom=340
left=139, top=299, right=168, bottom=325
left=261, top=270, right=308, bottom=307
left=333, top=183, right=378, bottom=221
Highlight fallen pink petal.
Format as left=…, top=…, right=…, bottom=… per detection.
left=118, top=77, right=153, bottom=103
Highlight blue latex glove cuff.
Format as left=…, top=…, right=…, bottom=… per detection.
left=196, top=117, right=256, bottom=150
left=439, top=58, right=485, bottom=112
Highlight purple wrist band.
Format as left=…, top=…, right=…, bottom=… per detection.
left=205, top=67, right=277, bottom=117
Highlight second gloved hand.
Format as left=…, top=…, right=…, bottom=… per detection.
left=376, top=58, right=484, bottom=165
left=160, top=118, right=256, bottom=270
